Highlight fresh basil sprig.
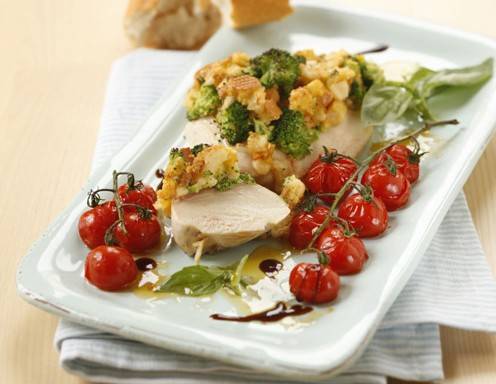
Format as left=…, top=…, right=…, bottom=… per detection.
left=412, top=58, right=494, bottom=98
left=156, top=255, right=249, bottom=297
left=361, top=58, right=493, bottom=126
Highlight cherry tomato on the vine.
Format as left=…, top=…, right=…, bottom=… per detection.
left=371, top=144, right=421, bottom=184
left=118, top=183, right=157, bottom=213
left=289, top=205, right=329, bottom=249
left=337, top=186, right=388, bottom=238
left=315, top=225, right=368, bottom=275
left=304, top=148, right=357, bottom=204
left=114, top=211, right=161, bottom=253
left=289, top=262, right=340, bottom=304
left=361, top=159, right=411, bottom=211
left=78, top=202, right=118, bottom=249
left=140, top=184, right=158, bottom=203
left=85, top=245, right=138, bottom=291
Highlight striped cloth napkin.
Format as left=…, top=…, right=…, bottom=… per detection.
left=55, top=49, right=496, bottom=384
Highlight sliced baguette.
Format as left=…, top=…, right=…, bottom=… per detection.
left=124, top=0, right=293, bottom=50
left=212, top=0, right=293, bottom=29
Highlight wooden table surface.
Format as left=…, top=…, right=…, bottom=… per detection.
left=1, top=0, right=495, bottom=383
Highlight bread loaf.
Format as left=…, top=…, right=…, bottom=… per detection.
left=124, top=0, right=293, bottom=50
left=213, top=0, right=293, bottom=28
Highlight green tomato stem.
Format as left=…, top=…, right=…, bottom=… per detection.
left=112, top=170, right=128, bottom=235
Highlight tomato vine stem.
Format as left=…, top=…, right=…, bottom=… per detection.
left=112, top=170, right=128, bottom=235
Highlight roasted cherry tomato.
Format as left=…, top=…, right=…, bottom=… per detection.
left=304, top=148, right=357, bottom=204
left=118, top=183, right=156, bottom=213
left=371, top=144, right=421, bottom=184
left=114, top=211, right=161, bottom=253
left=78, top=202, right=118, bottom=249
left=84, top=245, right=138, bottom=291
left=361, top=158, right=411, bottom=211
left=315, top=225, right=368, bottom=275
left=289, top=262, right=340, bottom=304
left=337, top=186, right=388, bottom=238
left=289, top=205, right=329, bottom=249
left=141, top=184, right=158, bottom=202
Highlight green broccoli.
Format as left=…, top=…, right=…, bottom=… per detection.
left=216, top=101, right=254, bottom=145
left=344, top=56, right=384, bottom=108
left=215, top=172, right=254, bottom=192
left=271, top=109, right=318, bottom=159
left=186, top=84, right=221, bottom=121
left=169, top=148, right=182, bottom=160
left=250, top=48, right=301, bottom=96
left=348, top=79, right=365, bottom=110
left=358, top=58, right=384, bottom=88
left=191, top=143, right=210, bottom=156
left=253, top=119, right=274, bottom=138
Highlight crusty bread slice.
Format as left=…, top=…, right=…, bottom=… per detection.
left=125, top=0, right=222, bottom=50
left=124, top=0, right=293, bottom=50
left=212, top=0, right=293, bottom=28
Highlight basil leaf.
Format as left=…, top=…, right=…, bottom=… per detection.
left=361, top=83, right=414, bottom=126
left=157, top=265, right=229, bottom=296
left=413, top=58, right=493, bottom=98
left=407, top=67, right=435, bottom=87
left=360, top=58, right=493, bottom=126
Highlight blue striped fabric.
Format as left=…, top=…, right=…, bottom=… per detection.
left=55, top=49, right=496, bottom=384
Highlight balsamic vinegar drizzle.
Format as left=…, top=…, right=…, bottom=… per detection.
left=355, top=44, right=389, bottom=55
left=135, top=257, right=158, bottom=272
left=155, top=168, right=164, bottom=191
left=258, top=259, right=283, bottom=277
left=132, top=245, right=314, bottom=324
left=211, top=301, right=312, bottom=323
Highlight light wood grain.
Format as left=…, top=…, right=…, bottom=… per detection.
left=0, top=0, right=495, bottom=383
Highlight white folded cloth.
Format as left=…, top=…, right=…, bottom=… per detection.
left=55, top=49, right=496, bottom=384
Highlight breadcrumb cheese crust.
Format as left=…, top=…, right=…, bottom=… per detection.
left=157, top=145, right=243, bottom=216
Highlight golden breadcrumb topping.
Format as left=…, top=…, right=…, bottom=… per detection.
left=157, top=145, right=247, bottom=216
left=280, top=175, right=306, bottom=209
left=270, top=175, right=306, bottom=239
left=245, top=131, right=275, bottom=176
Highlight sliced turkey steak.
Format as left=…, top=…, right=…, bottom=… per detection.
left=291, top=112, right=372, bottom=177
left=183, top=112, right=371, bottom=188
left=171, top=183, right=290, bottom=255
left=183, top=117, right=224, bottom=146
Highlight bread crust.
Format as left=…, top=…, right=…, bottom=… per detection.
left=124, top=0, right=293, bottom=49
left=229, top=0, right=293, bottom=28
left=125, top=0, right=221, bottom=50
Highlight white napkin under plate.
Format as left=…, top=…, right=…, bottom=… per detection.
left=55, top=49, right=496, bottom=384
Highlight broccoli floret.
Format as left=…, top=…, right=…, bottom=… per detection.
left=358, top=57, right=384, bottom=88
left=348, top=79, right=365, bottom=109
left=271, top=109, right=318, bottom=159
left=344, top=56, right=384, bottom=108
left=253, top=119, right=274, bottom=138
left=191, top=143, right=210, bottom=156
left=294, top=54, right=307, bottom=65
left=215, top=172, right=254, bottom=192
left=187, top=84, right=221, bottom=121
left=216, top=101, right=254, bottom=145
left=169, top=148, right=182, bottom=160
left=250, top=49, right=301, bottom=96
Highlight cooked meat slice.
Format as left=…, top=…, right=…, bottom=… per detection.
left=292, top=112, right=372, bottom=177
left=182, top=111, right=371, bottom=189
left=171, top=183, right=290, bottom=255
left=183, top=117, right=224, bottom=146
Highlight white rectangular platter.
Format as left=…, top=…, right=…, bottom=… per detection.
left=17, top=1, right=496, bottom=379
